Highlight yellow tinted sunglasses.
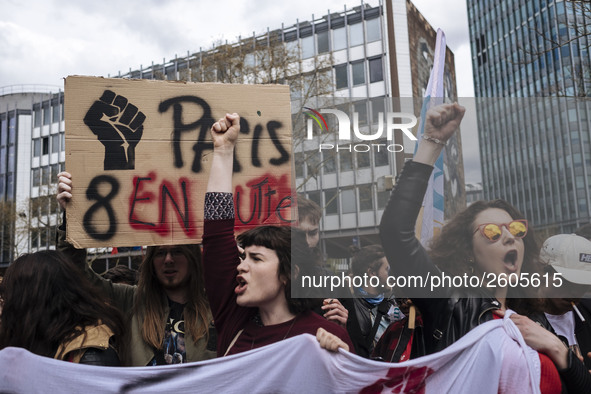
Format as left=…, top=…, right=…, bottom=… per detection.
left=474, top=219, right=528, bottom=242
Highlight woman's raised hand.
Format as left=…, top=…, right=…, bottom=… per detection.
left=423, top=102, right=465, bottom=144
left=414, top=102, right=465, bottom=166
left=211, top=113, right=240, bottom=152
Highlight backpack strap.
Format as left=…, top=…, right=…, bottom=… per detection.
left=366, top=299, right=391, bottom=350
left=223, top=329, right=244, bottom=357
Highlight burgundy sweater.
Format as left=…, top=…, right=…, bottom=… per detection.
left=202, top=192, right=354, bottom=356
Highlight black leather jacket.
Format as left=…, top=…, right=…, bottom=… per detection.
left=380, top=161, right=591, bottom=392
left=379, top=160, right=501, bottom=355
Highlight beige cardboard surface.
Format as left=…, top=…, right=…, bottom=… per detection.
left=65, top=76, right=294, bottom=248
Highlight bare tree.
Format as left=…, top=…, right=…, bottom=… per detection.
left=188, top=31, right=338, bottom=190
left=519, top=0, right=591, bottom=95
left=0, top=191, right=56, bottom=261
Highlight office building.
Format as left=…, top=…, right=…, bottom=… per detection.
left=468, top=0, right=591, bottom=234
left=1, top=0, right=464, bottom=267
left=0, top=86, right=62, bottom=266
left=117, top=0, right=464, bottom=261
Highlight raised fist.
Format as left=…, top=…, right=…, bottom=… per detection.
left=84, top=90, right=146, bottom=170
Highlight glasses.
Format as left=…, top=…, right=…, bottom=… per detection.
left=474, top=219, right=528, bottom=242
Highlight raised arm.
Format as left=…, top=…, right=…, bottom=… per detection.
left=379, top=103, right=465, bottom=300
left=56, top=172, right=135, bottom=314
left=202, top=113, right=251, bottom=355
left=413, top=103, right=465, bottom=166
left=207, top=113, right=240, bottom=193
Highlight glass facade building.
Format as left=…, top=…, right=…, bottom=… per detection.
left=467, top=0, right=591, bottom=234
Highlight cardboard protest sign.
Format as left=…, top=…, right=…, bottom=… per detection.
left=65, top=76, right=294, bottom=248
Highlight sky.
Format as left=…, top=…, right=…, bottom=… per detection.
left=0, top=0, right=481, bottom=183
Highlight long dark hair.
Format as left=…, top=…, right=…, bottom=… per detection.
left=428, top=199, right=542, bottom=310
left=135, top=244, right=210, bottom=349
left=237, top=226, right=316, bottom=314
left=0, top=251, right=124, bottom=359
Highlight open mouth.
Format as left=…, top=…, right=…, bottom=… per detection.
left=503, top=250, right=518, bottom=269
left=235, top=276, right=247, bottom=295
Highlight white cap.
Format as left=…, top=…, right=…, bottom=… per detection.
left=540, top=234, right=591, bottom=285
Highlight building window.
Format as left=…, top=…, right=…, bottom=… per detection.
left=43, top=105, right=51, bottom=125
left=0, top=118, right=6, bottom=146
left=244, top=52, right=255, bottom=67
left=306, top=151, right=320, bottom=178
left=52, top=104, right=60, bottom=123
left=369, top=57, right=384, bottom=83
left=350, top=23, right=364, bottom=47
left=366, top=18, right=381, bottom=42
left=324, top=189, right=338, bottom=215
left=7, top=146, right=15, bottom=171
left=339, top=149, right=353, bottom=171
left=33, top=139, right=41, bottom=157
left=0, top=147, right=5, bottom=174
left=354, top=101, right=368, bottom=126
left=51, top=164, right=60, bottom=183
left=374, top=140, right=389, bottom=167
left=40, top=226, right=48, bottom=247
left=8, top=116, right=15, bottom=144
left=371, top=96, right=386, bottom=124
left=351, top=61, right=365, bottom=86
left=357, top=150, right=371, bottom=168
left=31, top=228, right=39, bottom=249
left=6, top=173, right=13, bottom=199
left=335, top=64, right=348, bottom=89
left=34, top=107, right=42, bottom=127
left=40, top=197, right=50, bottom=216
left=41, top=166, right=50, bottom=185
left=51, top=134, right=60, bottom=153
left=359, top=184, right=374, bottom=211
left=295, top=152, right=304, bottom=178
left=32, top=168, right=41, bottom=187
left=322, top=151, right=337, bottom=174
left=317, top=31, right=329, bottom=54
left=301, top=35, right=315, bottom=59
left=307, top=191, right=322, bottom=212
left=341, top=188, right=356, bottom=214
left=333, top=27, right=347, bottom=50
left=42, top=137, right=49, bottom=155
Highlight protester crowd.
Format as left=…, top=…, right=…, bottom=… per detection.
left=1, top=104, right=591, bottom=392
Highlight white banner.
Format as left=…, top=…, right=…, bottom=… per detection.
left=0, top=315, right=539, bottom=393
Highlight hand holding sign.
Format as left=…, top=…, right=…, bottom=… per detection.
left=84, top=90, right=146, bottom=170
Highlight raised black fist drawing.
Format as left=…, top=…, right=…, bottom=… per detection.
left=84, top=90, right=146, bottom=170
